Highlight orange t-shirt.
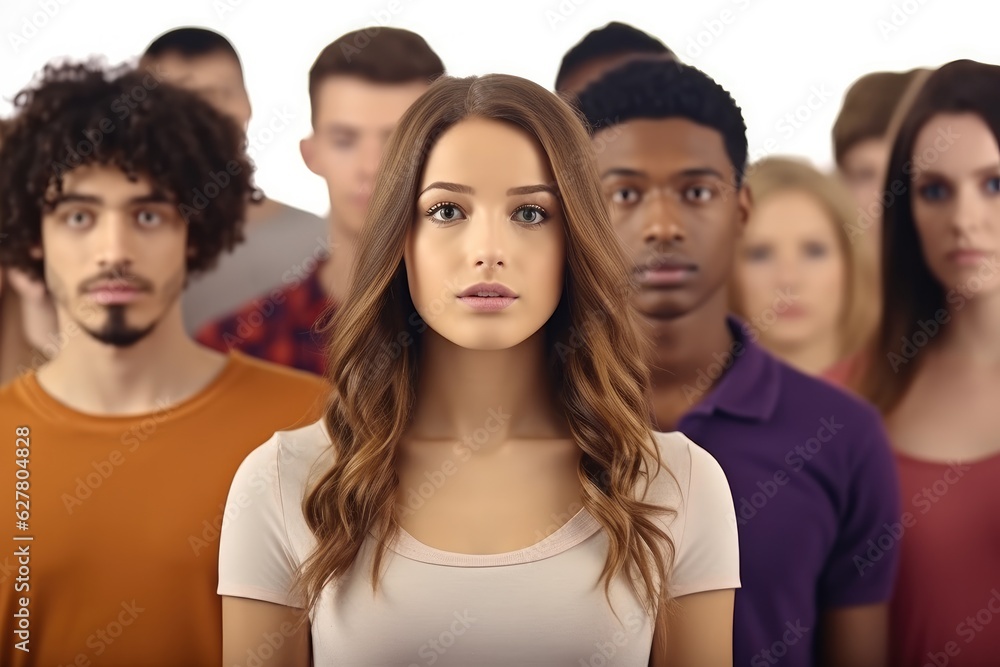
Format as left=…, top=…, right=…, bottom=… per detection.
left=0, top=351, right=328, bottom=666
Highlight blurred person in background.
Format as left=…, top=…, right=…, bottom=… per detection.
left=555, top=21, right=676, bottom=99
left=731, top=156, right=877, bottom=376
left=141, top=27, right=328, bottom=333
left=196, top=28, right=445, bottom=375
left=0, top=267, right=57, bottom=383
left=0, top=120, right=57, bottom=385
left=849, top=59, right=1000, bottom=667
left=577, top=59, right=901, bottom=667
left=0, top=60, right=327, bottom=666
left=832, top=68, right=931, bottom=262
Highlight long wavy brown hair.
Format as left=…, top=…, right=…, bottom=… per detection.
left=296, top=73, right=676, bottom=618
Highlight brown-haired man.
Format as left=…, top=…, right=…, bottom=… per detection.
left=141, top=27, right=330, bottom=336
left=196, top=27, right=445, bottom=375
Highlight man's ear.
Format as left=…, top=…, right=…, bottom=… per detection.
left=300, top=136, right=321, bottom=177
left=736, top=183, right=754, bottom=236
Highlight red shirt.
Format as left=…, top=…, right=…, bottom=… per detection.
left=196, top=265, right=332, bottom=376
left=889, top=452, right=1000, bottom=666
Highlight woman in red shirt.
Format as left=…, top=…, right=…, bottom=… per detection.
left=851, top=59, right=1000, bottom=666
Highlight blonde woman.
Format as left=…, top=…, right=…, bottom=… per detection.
left=731, top=157, right=877, bottom=376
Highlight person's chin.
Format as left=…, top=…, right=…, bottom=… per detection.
left=635, top=292, right=695, bottom=321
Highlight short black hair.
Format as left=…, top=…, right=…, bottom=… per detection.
left=555, top=22, right=672, bottom=92
left=0, top=60, right=260, bottom=281
left=575, top=59, right=748, bottom=185
left=142, top=27, right=243, bottom=74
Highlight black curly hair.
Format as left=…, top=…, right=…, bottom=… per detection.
left=575, top=59, right=748, bottom=186
left=0, top=60, right=261, bottom=281
left=555, top=22, right=673, bottom=92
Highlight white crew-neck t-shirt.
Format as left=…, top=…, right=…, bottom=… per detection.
left=218, top=420, right=740, bottom=666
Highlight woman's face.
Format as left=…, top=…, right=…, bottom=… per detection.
left=911, top=113, right=1000, bottom=300
left=404, top=117, right=566, bottom=351
left=735, top=189, right=846, bottom=352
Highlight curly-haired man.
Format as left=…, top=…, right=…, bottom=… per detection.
left=0, top=61, right=327, bottom=666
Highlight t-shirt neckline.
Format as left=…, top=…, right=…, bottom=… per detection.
left=17, top=351, right=244, bottom=429
left=388, top=507, right=602, bottom=567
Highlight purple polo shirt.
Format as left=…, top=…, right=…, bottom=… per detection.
left=677, top=317, right=900, bottom=667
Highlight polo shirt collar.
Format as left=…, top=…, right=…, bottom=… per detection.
left=685, top=315, right=782, bottom=422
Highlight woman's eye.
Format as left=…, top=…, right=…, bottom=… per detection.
left=427, top=203, right=466, bottom=223
left=918, top=182, right=950, bottom=201
left=684, top=185, right=714, bottom=203
left=511, top=205, right=547, bottom=225
left=744, top=246, right=772, bottom=262
left=803, top=241, right=829, bottom=259
left=136, top=210, right=163, bottom=227
left=984, top=176, right=1000, bottom=194
left=610, top=187, right=639, bottom=205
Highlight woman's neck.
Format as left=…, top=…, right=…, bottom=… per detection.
left=407, top=329, right=569, bottom=443
left=764, top=331, right=841, bottom=376
left=941, top=290, right=1000, bottom=363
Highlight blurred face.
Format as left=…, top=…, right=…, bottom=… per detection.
left=150, top=51, right=251, bottom=131
left=404, top=117, right=566, bottom=351
left=735, top=190, right=845, bottom=350
left=911, top=113, right=1000, bottom=298
left=840, top=137, right=889, bottom=228
left=594, top=118, right=749, bottom=320
left=303, top=76, right=429, bottom=232
left=38, top=165, right=188, bottom=347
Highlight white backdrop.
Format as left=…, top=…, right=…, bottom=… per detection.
left=2, top=0, right=998, bottom=217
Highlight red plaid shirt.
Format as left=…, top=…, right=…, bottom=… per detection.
left=195, top=264, right=333, bottom=376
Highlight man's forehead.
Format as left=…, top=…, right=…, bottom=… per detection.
left=593, top=118, right=733, bottom=176
left=54, top=166, right=157, bottom=198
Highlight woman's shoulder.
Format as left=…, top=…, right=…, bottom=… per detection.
left=647, top=432, right=741, bottom=597
left=233, top=418, right=334, bottom=495
left=644, top=430, right=733, bottom=516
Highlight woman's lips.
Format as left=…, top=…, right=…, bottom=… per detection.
left=457, top=296, right=517, bottom=312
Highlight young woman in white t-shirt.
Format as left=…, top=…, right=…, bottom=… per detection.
left=218, top=73, right=740, bottom=666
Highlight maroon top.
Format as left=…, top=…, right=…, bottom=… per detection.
left=889, top=451, right=1000, bottom=666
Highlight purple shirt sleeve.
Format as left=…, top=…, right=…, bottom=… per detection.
left=817, top=408, right=901, bottom=608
